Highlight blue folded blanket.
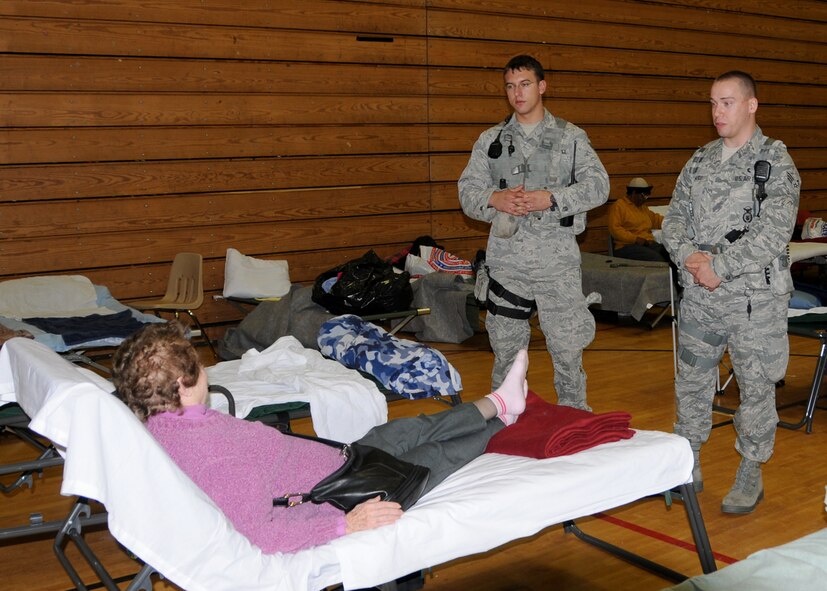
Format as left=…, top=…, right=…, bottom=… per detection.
left=318, top=315, right=462, bottom=399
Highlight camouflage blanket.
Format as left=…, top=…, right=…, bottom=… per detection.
left=318, top=315, right=462, bottom=399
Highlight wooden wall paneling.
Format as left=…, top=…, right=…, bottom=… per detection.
left=0, top=185, right=433, bottom=239
left=790, top=148, right=827, bottom=171
left=0, top=0, right=426, bottom=34
left=802, top=170, right=827, bottom=191
left=426, top=9, right=827, bottom=63
left=1, top=124, right=430, bottom=164
left=1, top=18, right=427, bottom=64
left=0, top=156, right=430, bottom=202
left=426, top=0, right=827, bottom=43
left=426, top=39, right=827, bottom=85
left=0, top=94, right=428, bottom=127
left=800, top=192, right=827, bottom=218
left=649, top=0, right=827, bottom=23
left=0, top=213, right=435, bottom=276
left=0, top=56, right=429, bottom=95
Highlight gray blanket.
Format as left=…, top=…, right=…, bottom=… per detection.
left=218, top=285, right=333, bottom=359
left=580, top=252, right=673, bottom=321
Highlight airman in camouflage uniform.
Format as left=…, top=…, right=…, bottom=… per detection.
left=662, top=71, right=800, bottom=514
left=458, top=55, right=609, bottom=409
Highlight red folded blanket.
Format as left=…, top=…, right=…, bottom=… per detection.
left=485, top=391, right=635, bottom=459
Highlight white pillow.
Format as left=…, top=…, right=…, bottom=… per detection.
left=222, top=248, right=291, bottom=299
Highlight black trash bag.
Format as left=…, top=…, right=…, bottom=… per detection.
left=312, top=250, right=413, bottom=316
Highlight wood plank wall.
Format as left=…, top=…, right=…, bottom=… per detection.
left=1, top=0, right=825, bottom=335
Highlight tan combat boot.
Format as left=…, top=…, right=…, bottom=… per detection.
left=721, top=458, right=763, bottom=514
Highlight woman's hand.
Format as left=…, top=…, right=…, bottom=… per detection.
left=344, top=496, right=403, bottom=534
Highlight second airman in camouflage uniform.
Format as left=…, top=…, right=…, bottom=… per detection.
left=458, top=55, right=609, bottom=409
left=662, top=71, right=800, bottom=514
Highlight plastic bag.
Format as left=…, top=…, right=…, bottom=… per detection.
left=312, top=250, right=413, bottom=315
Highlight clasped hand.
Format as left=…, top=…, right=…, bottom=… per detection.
left=490, top=184, right=551, bottom=216
left=684, top=251, right=721, bottom=291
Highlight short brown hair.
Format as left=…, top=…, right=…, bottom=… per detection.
left=504, top=55, right=545, bottom=81
left=715, top=70, right=757, bottom=99
left=113, top=322, right=200, bottom=421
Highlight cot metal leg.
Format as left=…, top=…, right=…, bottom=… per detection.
left=0, top=428, right=63, bottom=494
left=124, top=564, right=158, bottom=591
left=0, top=450, right=63, bottom=493
left=54, top=498, right=117, bottom=591
left=562, top=484, right=716, bottom=583
left=778, top=336, right=827, bottom=433
left=673, top=484, right=716, bottom=574
left=62, top=350, right=112, bottom=374
left=182, top=310, right=218, bottom=360
left=53, top=498, right=157, bottom=591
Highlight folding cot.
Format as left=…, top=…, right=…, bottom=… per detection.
left=1, top=337, right=716, bottom=591
left=0, top=275, right=164, bottom=371
left=580, top=251, right=675, bottom=325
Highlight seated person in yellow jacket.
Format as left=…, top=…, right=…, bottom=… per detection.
left=608, top=177, right=669, bottom=262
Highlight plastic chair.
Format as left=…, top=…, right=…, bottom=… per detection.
left=130, top=253, right=217, bottom=358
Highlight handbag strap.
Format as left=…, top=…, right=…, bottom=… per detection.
left=272, top=434, right=348, bottom=508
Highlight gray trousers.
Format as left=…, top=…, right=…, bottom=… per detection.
left=486, top=265, right=594, bottom=410
left=357, top=403, right=503, bottom=495
left=675, top=288, right=788, bottom=463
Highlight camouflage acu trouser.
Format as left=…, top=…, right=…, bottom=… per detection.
left=675, top=288, right=789, bottom=463
left=486, top=266, right=595, bottom=411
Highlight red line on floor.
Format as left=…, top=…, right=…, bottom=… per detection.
left=595, top=512, right=739, bottom=565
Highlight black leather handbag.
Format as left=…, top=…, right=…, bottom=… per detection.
left=273, top=438, right=430, bottom=513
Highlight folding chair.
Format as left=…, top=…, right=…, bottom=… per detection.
left=127, top=252, right=217, bottom=359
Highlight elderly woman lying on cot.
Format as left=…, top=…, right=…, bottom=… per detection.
left=113, top=322, right=529, bottom=553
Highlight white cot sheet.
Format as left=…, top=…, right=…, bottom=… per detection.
left=206, top=335, right=387, bottom=443
left=332, top=430, right=692, bottom=589
left=2, top=338, right=694, bottom=591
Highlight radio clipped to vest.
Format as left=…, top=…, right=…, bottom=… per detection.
left=559, top=141, right=576, bottom=227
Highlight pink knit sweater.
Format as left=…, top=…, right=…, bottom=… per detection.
left=146, top=405, right=347, bottom=553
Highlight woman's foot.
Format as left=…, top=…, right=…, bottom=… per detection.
left=486, top=350, right=529, bottom=425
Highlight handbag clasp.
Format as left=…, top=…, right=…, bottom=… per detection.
left=279, top=493, right=306, bottom=508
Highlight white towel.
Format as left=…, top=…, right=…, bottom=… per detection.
left=207, top=336, right=387, bottom=443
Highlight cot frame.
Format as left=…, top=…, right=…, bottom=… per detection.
left=50, top=481, right=715, bottom=590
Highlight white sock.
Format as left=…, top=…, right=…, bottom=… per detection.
left=487, top=349, right=529, bottom=426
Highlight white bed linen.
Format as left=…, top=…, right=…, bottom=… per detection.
left=0, top=338, right=113, bottom=408
left=331, top=429, right=692, bottom=589
left=1, top=337, right=694, bottom=591
left=206, top=336, right=387, bottom=443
